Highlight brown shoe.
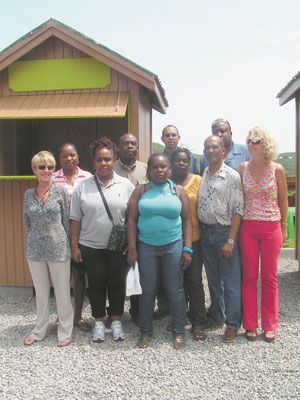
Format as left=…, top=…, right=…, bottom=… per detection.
left=192, top=327, right=207, bottom=341
left=223, top=326, right=238, bottom=343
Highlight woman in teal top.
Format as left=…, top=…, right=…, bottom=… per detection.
left=138, top=178, right=182, bottom=245
left=127, top=154, right=192, bottom=349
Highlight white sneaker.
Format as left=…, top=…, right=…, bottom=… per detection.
left=92, top=321, right=105, bottom=342
left=111, top=320, right=125, bottom=341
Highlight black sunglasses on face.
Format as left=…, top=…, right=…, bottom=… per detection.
left=247, top=139, right=263, bottom=145
left=38, top=165, right=54, bottom=170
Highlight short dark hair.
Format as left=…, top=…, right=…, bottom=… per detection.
left=118, top=133, right=137, bottom=146
left=88, top=137, right=118, bottom=159
left=59, top=142, right=78, bottom=155
left=211, top=118, right=232, bottom=132
left=170, top=147, right=191, bottom=165
left=147, top=153, right=170, bottom=169
left=162, top=125, right=179, bottom=136
left=204, top=135, right=226, bottom=148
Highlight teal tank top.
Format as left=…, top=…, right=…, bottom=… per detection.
left=138, top=179, right=182, bottom=246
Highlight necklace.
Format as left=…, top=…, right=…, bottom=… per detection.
left=36, top=184, right=52, bottom=206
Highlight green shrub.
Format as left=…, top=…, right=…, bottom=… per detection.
left=282, top=239, right=295, bottom=248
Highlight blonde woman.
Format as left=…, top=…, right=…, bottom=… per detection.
left=240, top=127, right=288, bottom=343
left=23, top=151, right=73, bottom=347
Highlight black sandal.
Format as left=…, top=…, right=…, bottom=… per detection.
left=74, top=319, right=92, bottom=332
left=263, top=331, right=275, bottom=343
left=173, top=335, right=186, bottom=350
left=244, top=330, right=257, bottom=341
left=137, top=336, right=151, bottom=348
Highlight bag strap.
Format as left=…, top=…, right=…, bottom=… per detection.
left=94, top=175, right=114, bottom=223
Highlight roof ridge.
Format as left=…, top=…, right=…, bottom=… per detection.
left=0, top=18, right=158, bottom=78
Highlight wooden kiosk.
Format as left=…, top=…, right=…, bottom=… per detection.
left=0, top=19, right=168, bottom=291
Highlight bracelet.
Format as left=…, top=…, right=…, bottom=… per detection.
left=182, top=246, right=193, bottom=254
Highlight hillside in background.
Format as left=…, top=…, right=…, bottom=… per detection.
left=152, top=142, right=164, bottom=153
left=152, top=143, right=296, bottom=176
left=277, top=152, right=296, bottom=177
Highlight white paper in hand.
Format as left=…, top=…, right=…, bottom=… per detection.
left=126, top=263, right=142, bottom=296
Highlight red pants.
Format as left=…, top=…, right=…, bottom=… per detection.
left=240, top=220, right=283, bottom=332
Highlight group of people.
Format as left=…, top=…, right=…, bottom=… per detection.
left=23, top=118, right=288, bottom=349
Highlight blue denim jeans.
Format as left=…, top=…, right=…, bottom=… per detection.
left=138, top=239, right=186, bottom=337
left=200, top=224, right=242, bottom=330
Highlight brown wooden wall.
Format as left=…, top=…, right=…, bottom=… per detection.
left=0, top=179, right=36, bottom=286
left=0, top=35, right=151, bottom=164
left=0, top=37, right=130, bottom=97
left=0, top=33, right=154, bottom=288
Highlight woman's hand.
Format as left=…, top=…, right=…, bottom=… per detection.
left=181, top=252, right=192, bottom=270
left=281, top=225, right=288, bottom=243
left=127, top=248, right=138, bottom=267
left=72, top=246, right=82, bottom=263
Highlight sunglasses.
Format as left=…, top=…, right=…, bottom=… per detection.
left=247, top=139, right=263, bottom=145
left=38, top=165, right=54, bottom=170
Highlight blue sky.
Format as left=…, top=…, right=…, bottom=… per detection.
left=1, top=0, right=300, bottom=153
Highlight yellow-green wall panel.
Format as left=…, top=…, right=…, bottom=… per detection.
left=9, top=58, right=111, bottom=91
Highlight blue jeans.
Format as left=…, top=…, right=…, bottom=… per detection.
left=201, top=224, right=242, bottom=330
left=138, top=239, right=186, bottom=337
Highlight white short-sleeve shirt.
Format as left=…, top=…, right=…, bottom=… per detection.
left=70, top=172, right=134, bottom=249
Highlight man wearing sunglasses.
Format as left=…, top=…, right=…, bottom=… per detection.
left=200, top=119, right=250, bottom=175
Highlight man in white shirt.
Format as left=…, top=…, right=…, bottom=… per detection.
left=198, top=135, right=243, bottom=343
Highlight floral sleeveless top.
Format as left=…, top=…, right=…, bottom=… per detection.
left=242, top=161, right=281, bottom=221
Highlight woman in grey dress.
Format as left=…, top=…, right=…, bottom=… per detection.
left=23, top=151, right=73, bottom=347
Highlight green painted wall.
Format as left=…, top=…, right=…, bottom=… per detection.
left=9, top=58, right=111, bottom=91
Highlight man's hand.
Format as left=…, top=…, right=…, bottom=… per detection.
left=222, top=243, right=234, bottom=259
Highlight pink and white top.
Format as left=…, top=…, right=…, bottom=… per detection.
left=242, top=161, right=281, bottom=221
left=52, top=167, right=92, bottom=197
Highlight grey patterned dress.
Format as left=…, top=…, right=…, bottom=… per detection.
left=23, top=184, right=70, bottom=262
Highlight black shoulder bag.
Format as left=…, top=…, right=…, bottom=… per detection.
left=94, top=176, right=127, bottom=253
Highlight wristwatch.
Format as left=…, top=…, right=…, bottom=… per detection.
left=227, top=239, right=234, bottom=245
